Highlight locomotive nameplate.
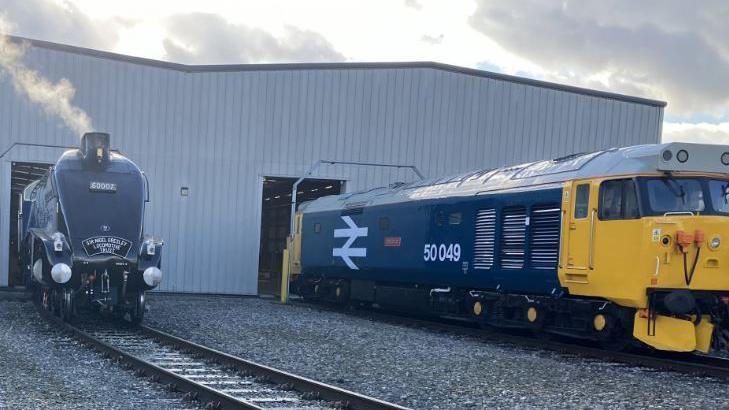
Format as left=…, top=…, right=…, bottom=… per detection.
left=89, top=181, right=117, bottom=193
left=384, top=237, right=401, bottom=247
left=82, top=236, right=131, bottom=257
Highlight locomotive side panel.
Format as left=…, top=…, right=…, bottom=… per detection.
left=299, top=187, right=564, bottom=295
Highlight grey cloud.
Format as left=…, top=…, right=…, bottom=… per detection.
left=421, top=34, right=444, bottom=45
left=162, top=13, right=345, bottom=64
left=663, top=123, right=729, bottom=144
left=469, top=0, right=729, bottom=115
left=0, top=0, right=121, bottom=50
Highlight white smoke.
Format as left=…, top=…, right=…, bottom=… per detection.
left=0, top=15, right=93, bottom=136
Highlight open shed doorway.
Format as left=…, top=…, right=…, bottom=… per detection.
left=8, top=161, right=52, bottom=287
left=257, top=177, right=343, bottom=295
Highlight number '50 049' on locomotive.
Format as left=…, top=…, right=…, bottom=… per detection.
left=18, top=132, right=163, bottom=323
left=292, top=143, right=729, bottom=354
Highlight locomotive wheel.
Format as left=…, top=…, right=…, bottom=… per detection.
left=59, top=289, right=74, bottom=323
left=129, top=292, right=145, bottom=325
left=51, top=288, right=60, bottom=316
left=41, top=288, right=50, bottom=312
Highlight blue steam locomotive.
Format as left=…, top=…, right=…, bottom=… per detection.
left=19, top=132, right=163, bottom=323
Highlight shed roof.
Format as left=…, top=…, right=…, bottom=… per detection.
left=13, top=35, right=666, bottom=108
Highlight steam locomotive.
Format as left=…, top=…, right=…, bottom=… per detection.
left=292, top=143, right=729, bottom=353
left=19, top=132, right=163, bottom=323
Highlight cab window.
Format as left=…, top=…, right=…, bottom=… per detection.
left=709, top=180, right=729, bottom=214
left=599, top=179, right=639, bottom=220
left=574, top=184, right=590, bottom=219
left=644, top=178, right=704, bottom=215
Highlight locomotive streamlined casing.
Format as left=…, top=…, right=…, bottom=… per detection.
left=20, top=132, right=163, bottom=322
left=294, top=142, right=729, bottom=353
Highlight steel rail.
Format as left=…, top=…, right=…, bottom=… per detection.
left=140, top=325, right=410, bottom=410
left=40, top=310, right=259, bottom=409
left=38, top=308, right=410, bottom=410
left=292, top=299, right=729, bottom=381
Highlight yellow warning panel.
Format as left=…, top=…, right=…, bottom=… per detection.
left=280, top=248, right=290, bottom=304
left=633, top=312, right=696, bottom=352
left=695, top=316, right=715, bottom=354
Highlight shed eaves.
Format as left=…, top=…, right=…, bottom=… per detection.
left=11, top=35, right=666, bottom=108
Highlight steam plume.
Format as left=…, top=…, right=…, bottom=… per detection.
left=0, top=16, right=93, bottom=135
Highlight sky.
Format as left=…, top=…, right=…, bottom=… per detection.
left=1, top=0, right=728, bottom=143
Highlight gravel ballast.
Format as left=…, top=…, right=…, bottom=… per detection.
left=146, top=293, right=729, bottom=409
left=0, top=299, right=194, bottom=410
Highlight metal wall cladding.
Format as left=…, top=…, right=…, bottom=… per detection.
left=0, top=42, right=664, bottom=294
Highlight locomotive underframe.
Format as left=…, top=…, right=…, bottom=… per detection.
left=294, top=275, right=635, bottom=344
left=25, top=241, right=151, bottom=323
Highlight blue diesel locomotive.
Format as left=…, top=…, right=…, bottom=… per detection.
left=19, top=133, right=163, bottom=323
left=292, top=143, right=729, bottom=353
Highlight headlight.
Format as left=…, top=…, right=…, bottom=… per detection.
left=51, top=232, right=65, bottom=252
left=676, top=149, right=689, bottom=163
left=51, top=263, right=72, bottom=283
left=143, top=266, right=162, bottom=287
left=710, top=237, right=721, bottom=250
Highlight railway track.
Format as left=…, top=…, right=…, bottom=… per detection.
left=39, top=309, right=409, bottom=410
left=291, top=299, right=729, bottom=381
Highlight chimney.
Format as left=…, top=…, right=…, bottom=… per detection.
left=81, top=132, right=110, bottom=164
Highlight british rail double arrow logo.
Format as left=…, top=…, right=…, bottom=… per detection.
left=333, top=216, right=368, bottom=270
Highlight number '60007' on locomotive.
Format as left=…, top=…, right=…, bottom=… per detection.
left=292, top=143, right=729, bottom=354
left=18, top=132, right=163, bottom=324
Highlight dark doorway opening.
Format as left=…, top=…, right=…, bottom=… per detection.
left=8, top=161, right=52, bottom=287
left=257, top=177, right=343, bottom=295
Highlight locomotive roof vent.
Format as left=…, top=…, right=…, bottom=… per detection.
left=81, top=132, right=110, bottom=165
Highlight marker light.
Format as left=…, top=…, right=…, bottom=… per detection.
left=677, top=149, right=689, bottom=163
left=710, top=237, right=721, bottom=250
left=51, top=232, right=64, bottom=253
left=51, top=263, right=72, bottom=284
left=662, top=150, right=673, bottom=161
left=143, top=266, right=162, bottom=287
left=144, top=240, right=155, bottom=256
left=722, top=152, right=729, bottom=166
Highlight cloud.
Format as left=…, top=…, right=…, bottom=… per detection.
left=421, top=34, right=444, bottom=46
left=663, top=122, right=729, bottom=144
left=0, top=0, right=122, bottom=50
left=469, top=0, right=729, bottom=116
left=404, top=0, right=423, bottom=11
left=162, top=13, right=345, bottom=64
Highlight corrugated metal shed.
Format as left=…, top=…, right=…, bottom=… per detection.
left=0, top=37, right=665, bottom=294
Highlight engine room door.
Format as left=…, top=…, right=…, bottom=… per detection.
left=565, top=181, right=595, bottom=272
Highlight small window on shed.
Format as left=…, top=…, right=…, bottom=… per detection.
left=574, top=184, right=590, bottom=219
left=448, top=212, right=462, bottom=225
left=379, top=217, right=390, bottom=231
left=314, top=223, right=321, bottom=233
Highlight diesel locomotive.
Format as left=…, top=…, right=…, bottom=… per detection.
left=19, top=132, right=163, bottom=323
left=292, top=142, right=729, bottom=353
